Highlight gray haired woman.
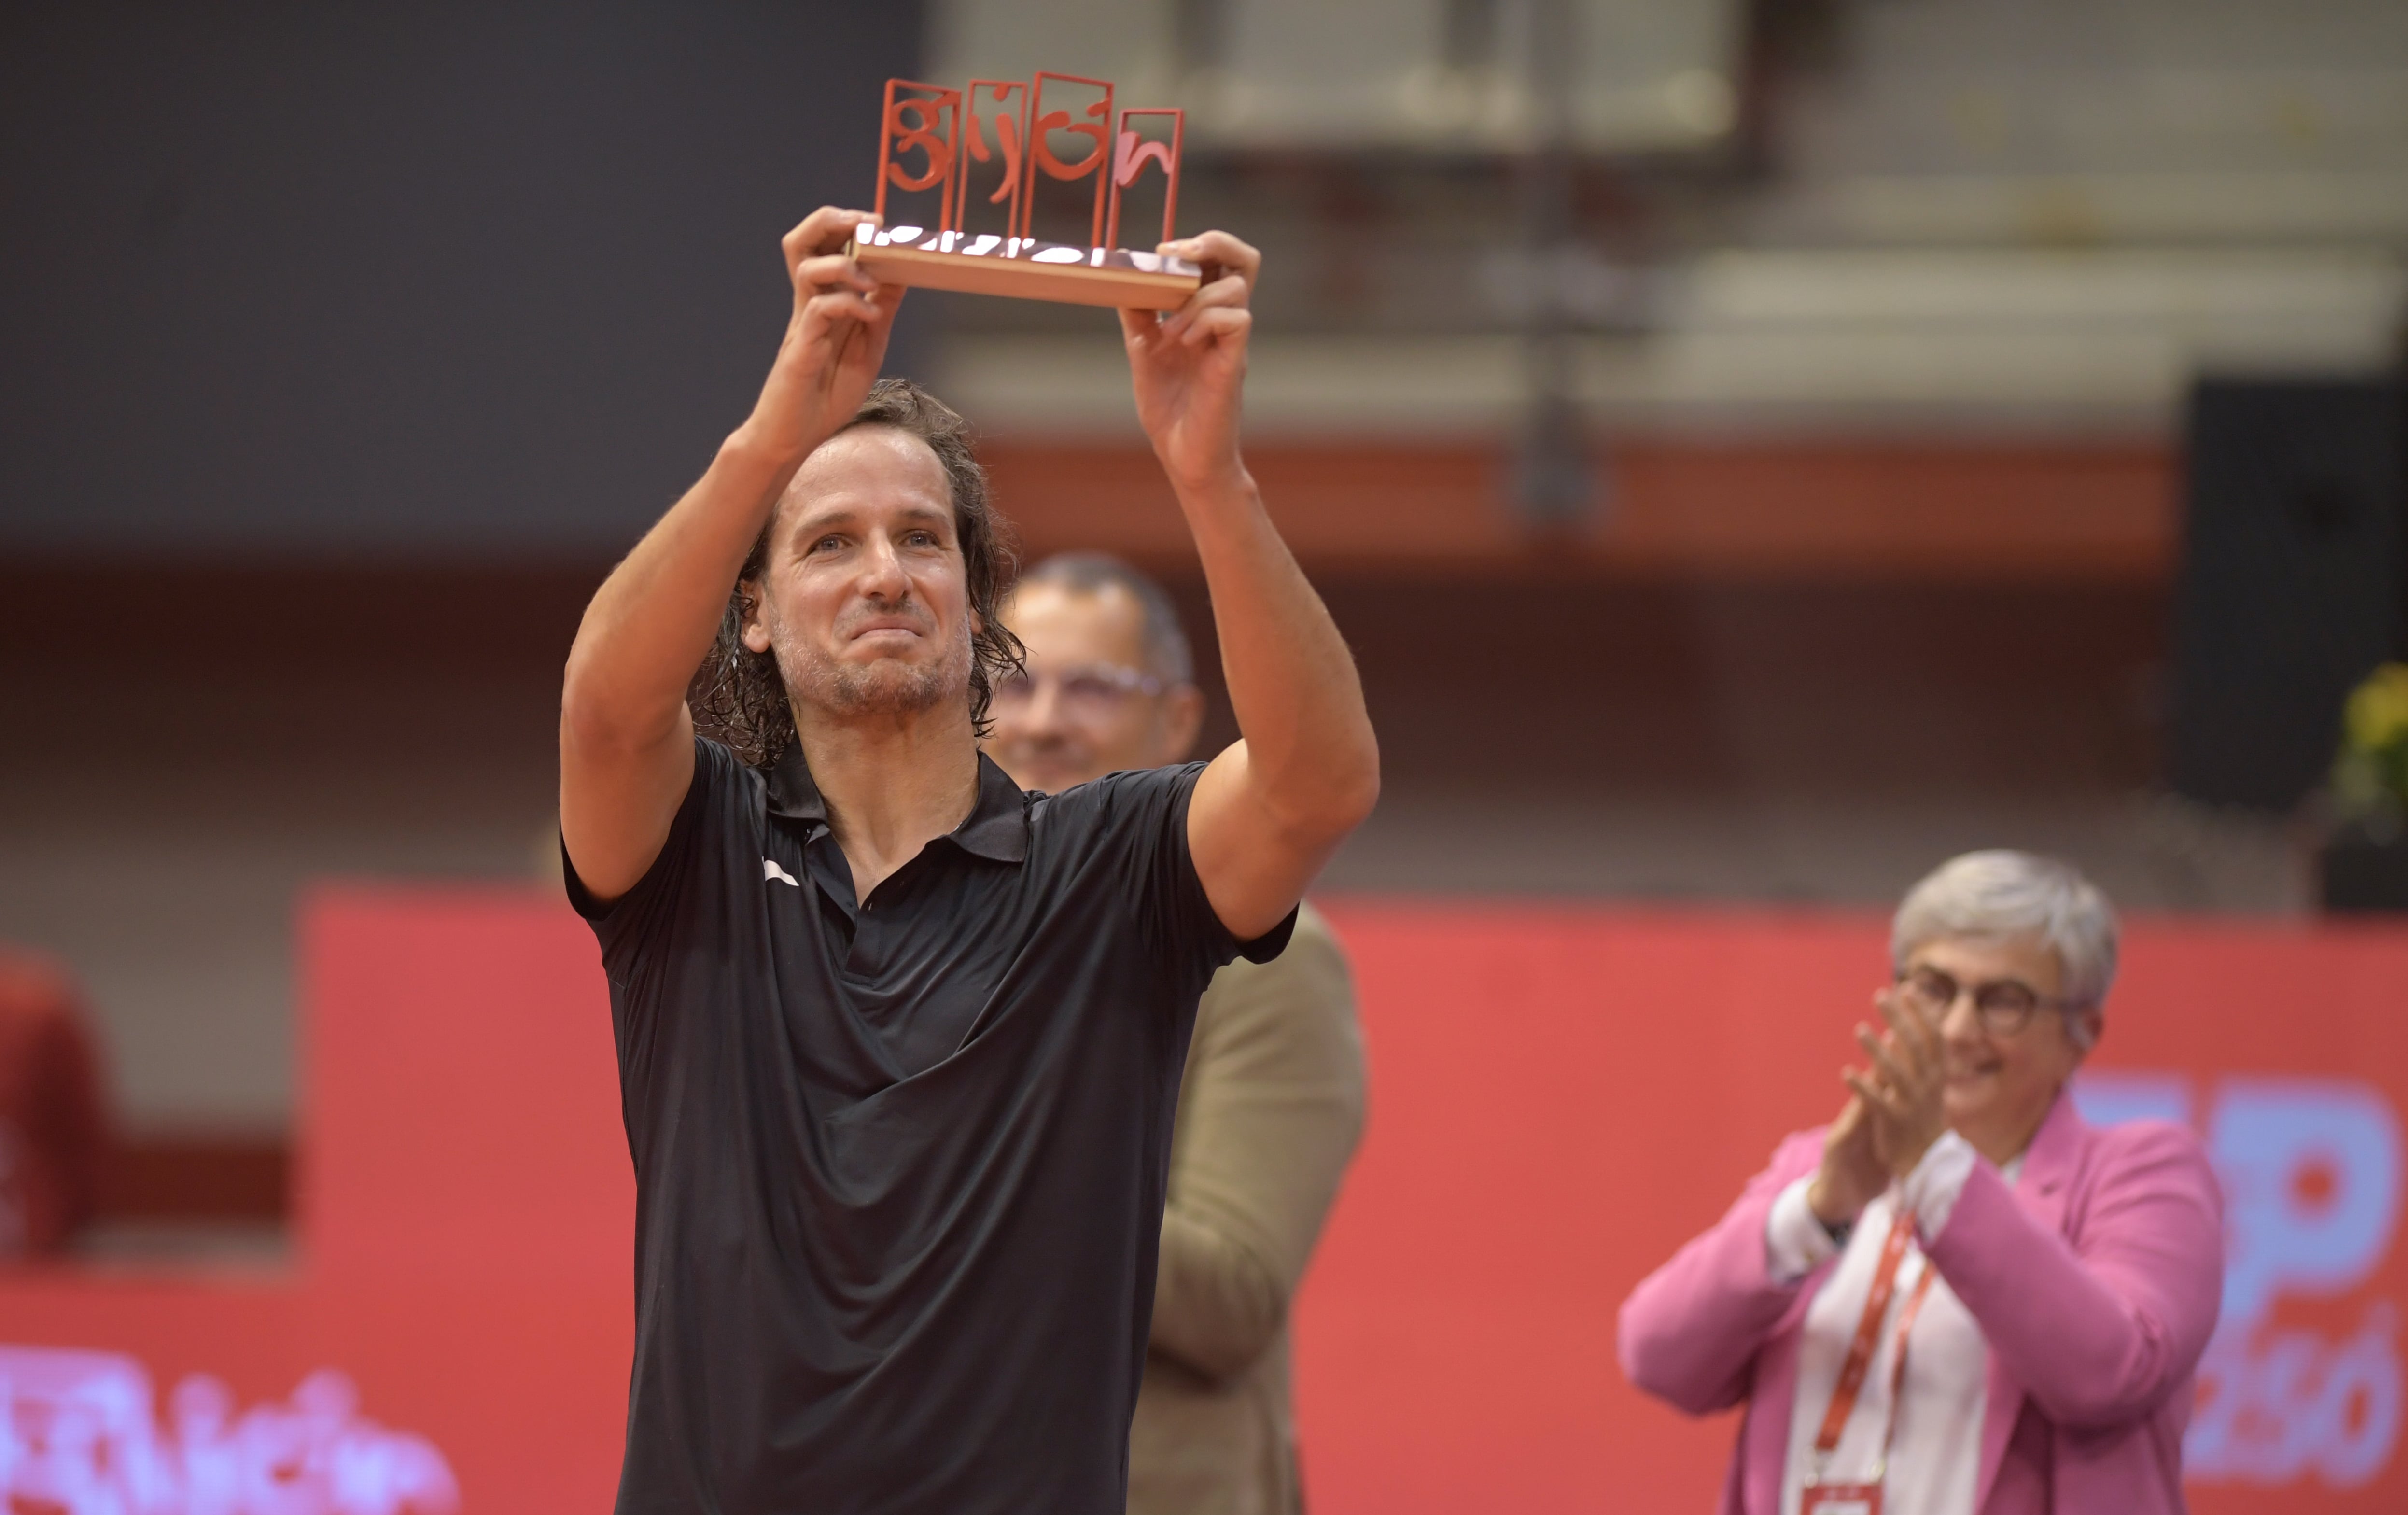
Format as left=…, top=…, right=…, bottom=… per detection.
left=1621, top=851, right=2225, bottom=1515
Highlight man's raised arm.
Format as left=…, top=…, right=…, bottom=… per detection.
left=1120, top=233, right=1381, bottom=942
left=560, top=208, right=900, bottom=901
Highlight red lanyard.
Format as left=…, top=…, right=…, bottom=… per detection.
left=1809, top=1211, right=1937, bottom=1485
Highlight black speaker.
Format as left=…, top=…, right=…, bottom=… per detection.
left=2168, top=377, right=2405, bottom=810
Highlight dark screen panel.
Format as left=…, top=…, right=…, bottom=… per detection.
left=0, top=1, right=928, bottom=555
left=2169, top=377, right=2404, bottom=810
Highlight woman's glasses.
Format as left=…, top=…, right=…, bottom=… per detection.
left=1895, top=964, right=2079, bottom=1038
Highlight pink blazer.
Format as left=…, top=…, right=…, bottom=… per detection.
left=1617, top=1096, right=2224, bottom=1515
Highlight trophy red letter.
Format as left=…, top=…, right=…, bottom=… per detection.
left=874, top=79, right=962, bottom=234
left=1106, top=108, right=1183, bottom=251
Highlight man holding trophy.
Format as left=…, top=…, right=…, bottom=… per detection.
left=556, top=197, right=1378, bottom=1513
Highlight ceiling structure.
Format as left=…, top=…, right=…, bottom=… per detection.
left=927, top=0, right=2408, bottom=441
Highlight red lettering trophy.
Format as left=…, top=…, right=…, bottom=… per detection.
left=852, top=72, right=1200, bottom=309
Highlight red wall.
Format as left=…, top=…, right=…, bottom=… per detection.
left=2, top=892, right=2401, bottom=1513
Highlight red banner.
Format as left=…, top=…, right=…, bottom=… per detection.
left=0, top=892, right=2397, bottom=1513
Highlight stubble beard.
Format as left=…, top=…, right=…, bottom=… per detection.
left=777, top=619, right=971, bottom=724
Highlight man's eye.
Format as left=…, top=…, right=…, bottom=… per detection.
left=812, top=536, right=844, bottom=553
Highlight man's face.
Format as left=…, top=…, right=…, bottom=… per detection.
left=986, top=582, right=1203, bottom=793
left=742, top=426, right=974, bottom=727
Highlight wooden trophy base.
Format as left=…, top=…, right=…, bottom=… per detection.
left=851, top=224, right=1202, bottom=310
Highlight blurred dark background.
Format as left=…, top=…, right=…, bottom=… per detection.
left=0, top=0, right=932, bottom=553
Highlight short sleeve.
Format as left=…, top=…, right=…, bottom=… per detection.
left=1051, top=763, right=1298, bottom=996
left=562, top=735, right=749, bottom=976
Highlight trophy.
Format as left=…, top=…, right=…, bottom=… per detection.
left=851, top=72, right=1202, bottom=310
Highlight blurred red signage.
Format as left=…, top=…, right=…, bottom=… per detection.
left=0, top=894, right=2397, bottom=1512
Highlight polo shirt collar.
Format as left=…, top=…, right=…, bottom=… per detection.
left=764, top=741, right=1028, bottom=863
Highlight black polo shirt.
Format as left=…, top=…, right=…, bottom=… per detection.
left=566, top=735, right=1292, bottom=1515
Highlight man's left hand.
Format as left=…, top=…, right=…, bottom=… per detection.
left=1844, top=987, right=1950, bottom=1178
left=1119, top=231, right=1258, bottom=494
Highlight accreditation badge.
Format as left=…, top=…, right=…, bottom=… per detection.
left=1798, top=1212, right=1933, bottom=1515
left=1801, top=1479, right=1883, bottom=1515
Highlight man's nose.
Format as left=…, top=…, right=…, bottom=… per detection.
left=1023, top=677, right=1071, bottom=732
left=858, top=535, right=911, bottom=597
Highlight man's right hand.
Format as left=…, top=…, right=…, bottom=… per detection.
left=1807, top=1091, right=1887, bottom=1229
left=739, top=207, right=906, bottom=465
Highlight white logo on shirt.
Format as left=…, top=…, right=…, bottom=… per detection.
left=763, top=858, right=799, bottom=887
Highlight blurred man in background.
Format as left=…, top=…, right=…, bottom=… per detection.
left=990, top=554, right=1367, bottom=1515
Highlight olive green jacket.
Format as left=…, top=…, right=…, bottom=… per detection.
left=1127, top=902, right=1367, bottom=1515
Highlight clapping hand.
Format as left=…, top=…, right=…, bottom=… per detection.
left=1806, top=1091, right=1890, bottom=1231
left=1843, top=987, right=1950, bottom=1180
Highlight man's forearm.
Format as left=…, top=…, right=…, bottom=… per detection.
left=559, top=206, right=896, bottom=900
left=563, top=206, right=892, bottom=747
left=1175, top=468, right=1378, bottom=831
left=1152, top=1205, right=1287, bottom=1381
left=562, top=429, right=802, bottom=745
left=1150, top=921, right=1367, bottom=1380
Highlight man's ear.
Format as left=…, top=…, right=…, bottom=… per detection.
left=738, top=582, right=772, bottom=655
left=1158, top=684, right=1206, bottom=765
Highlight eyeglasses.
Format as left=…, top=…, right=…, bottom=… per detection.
left=1895, top=964, right=2081, bottom=1038
left=990, top=663, right=1166, bottom=721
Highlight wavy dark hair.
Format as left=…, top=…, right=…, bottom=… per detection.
left=690, top=379, right=1025, bottom=768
